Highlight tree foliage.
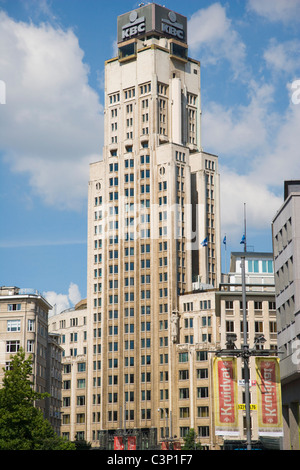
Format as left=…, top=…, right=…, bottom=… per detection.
left=0, top=349, right=75, bottom=450
left=181, top=428, right=202, bottom=450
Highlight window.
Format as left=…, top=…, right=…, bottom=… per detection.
left=180, top=427, right=190, bottom=438
left=248, top=260, right=259, bottom=273
left=196, top=351, right=208, bottom=361
left=179, top=370, right=189, bottom=380
left=27, top=319, right=35, bottom=332
left=78, top=362, right=86, bottom=372
left=197, top=387, right=208, bottom=398
left=225, top=300, right=233, bottom=310
left=180, top=407, right=190, bottom=418
left=179, top=352, right=189, bottom=362
left=77, top=396, right=86, bottom=406
left=197, top=369, right=208, bottom=379
left=226, top=321, right=234, bottom=332
left=197, top=406, right=209, bottom=417
left=63, top=380, right=71, bottom=390
left=7, top=303, right=21, bottom=311
left=198, top=426, right=209, bottom=437
left=7, top=320, right=21, bottom=332
left=6, top=340, right=20, bottom=353
left=77, top=379, right=86, bottom=389
left=179, top=388, right=189, bottom=399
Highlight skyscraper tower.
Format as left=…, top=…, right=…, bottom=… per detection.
left=87, top=4, right=221, bottom=448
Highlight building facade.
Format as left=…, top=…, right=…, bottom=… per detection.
left=0, top=286, right=58, bottom=428
left=86, top=4, right=221, bottom=448
left=272, top=180, right=300, bottom=450
left=46, top=331, right=63, bottom=436
left=177, top=252, right=278, bottom=449
left=48, top=299, right=88, bottom=442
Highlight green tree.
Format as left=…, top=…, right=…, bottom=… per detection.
left=182, top=428, right=202, bottom=450
left=0, top=349, right=75, bottom=450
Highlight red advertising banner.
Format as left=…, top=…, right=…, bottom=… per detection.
left=127, top=436, right=136, bottom=450
left=213, top=357, right=239, bottom=436
left=173, top=441, right=181, bottom=450
left=114, top=436, right=124, bottom=450
left=256, top=357, right=283, bottom=436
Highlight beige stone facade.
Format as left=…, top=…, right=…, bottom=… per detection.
left=48, top=299, right=88, bottom=441
left=176, top=252, right=278, bottom=449
left=0, top=286, right=56, bottom=427
left=85, top=4, right=221, bottom=449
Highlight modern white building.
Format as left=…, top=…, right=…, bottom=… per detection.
left=86, top=3, right=221, bottom=449
left=272, top=180, right=300, bottom=450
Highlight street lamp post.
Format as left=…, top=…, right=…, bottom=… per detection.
left=214, top=204, right=277, bottom=449
left=241, top=253, right=252, bottom=450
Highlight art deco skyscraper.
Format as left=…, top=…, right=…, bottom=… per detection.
left=86, top=4, right=221, bottom=448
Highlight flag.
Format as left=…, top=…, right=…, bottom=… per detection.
left=240, top=234, right=245, bottom=244
left=223, top=236, right=226, bottom=245
left=256, top=357, right=283, bottom=437
left=127, top=436, right=136, bottom=450
left=201, top=237, right=208, bottom=246
left=114, top=436, right=124, bottom=450
left=213, top=357, right=239, bottom=436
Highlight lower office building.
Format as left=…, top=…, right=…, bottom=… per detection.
left=0, top=286, right=60, bottom=431
left=48, top=299, right=88, bottom=442
left=48, top=251, right=278, bottom=448
left=272, top=180, right=300, bottom=450
left=177, top=251, right=278, bottom=450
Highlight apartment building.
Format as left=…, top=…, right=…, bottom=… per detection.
left=0, top=286, right=57, bottom=426
left=46, top=331, right=63, bottom=435
left=272, top=180, right=300, bottom=450
left=86, top=4, right=221, bottom=448
left=177, top=252, right=278, bottom=449
left=48, top=299, right=88, bottom=442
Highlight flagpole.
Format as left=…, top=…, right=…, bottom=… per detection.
left=241, top=203, right=251, bottom=450
left=224, top=234, right=227, bottom=274
left=244, top=203, right=247, bottom=253
left=207, top=234, right=209, bottom=284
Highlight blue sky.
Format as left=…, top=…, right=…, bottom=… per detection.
left=0, top=0, right=300, bottom=312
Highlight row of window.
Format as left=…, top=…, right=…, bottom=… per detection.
left=5, top=318, right=35, bottom=331
left=5, top=340, right=34, bottom=354
left=62, top=385, right=209, bottom=408
left=226, top=320, right=277, bottom=333
left=184, top=317, right=211, bottom=328
left=110, top=83, right=195, bottom=107
left=225, top=300, right=276, bottom=311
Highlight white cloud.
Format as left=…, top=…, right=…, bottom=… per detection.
left=68, top=282, right=81, bottom=306
left=263, top=39, right=300, bottom=75
left=220, top=168, right=282, bottom=238
left=0, top=11, right=103, bottom=210
left=202, top=81, right=299, bottom=238
left=44, top=282, right=82, bottom=315
left=188, top=3, right=246, bottom=78
left=247, top=0, right=300, bottom=24
left=202, top=81, right=277, bottom=161
left=250, top=95, right=300, bottom=188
